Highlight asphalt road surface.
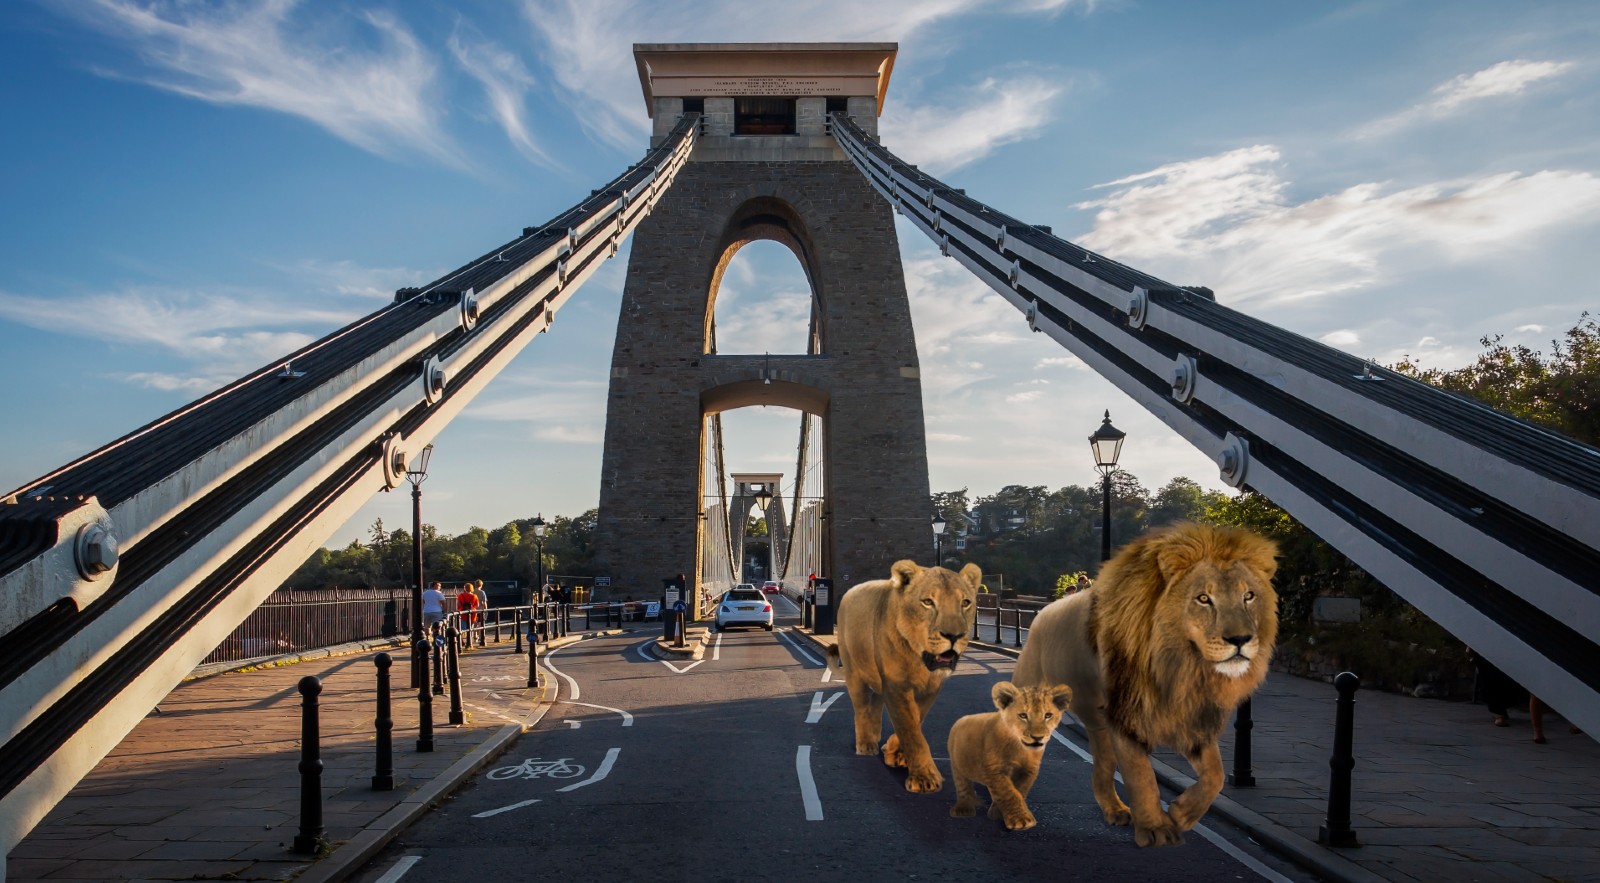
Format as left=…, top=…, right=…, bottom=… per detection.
left=349, top=598, right=1315, bottom=883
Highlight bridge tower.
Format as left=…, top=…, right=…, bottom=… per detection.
left=595, top=43, right=928, bottom=608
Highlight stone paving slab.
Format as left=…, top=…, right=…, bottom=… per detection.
left=5, top=628, right=624, bottom=883
left=798, top=629, right=1600, bottom=883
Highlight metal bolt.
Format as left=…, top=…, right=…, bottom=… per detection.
left=76, top=524, right=119, bottom=579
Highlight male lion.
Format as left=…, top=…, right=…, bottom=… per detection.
left=827, top=560, right=982, bottom=793
left=1014, top=522, right=1278, bottom=847
left=947, top=680, right=1073, bottom=830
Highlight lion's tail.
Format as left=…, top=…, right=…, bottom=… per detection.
left=825, top=644, right=843, bottom=674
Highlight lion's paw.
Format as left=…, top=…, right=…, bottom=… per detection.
left=881, top=736, right=906, bottom=768
left=904, top=768, right=944, bottom=793
left=1003, top=810, right=1038, bottom=831
left=951, top=801, right=977, bottom=818
left=854, top=740, right=880, bottom=756
left=1101, top=806, right=1131, bottom=826
left=1167, top=798, right=1208, bottom=831
left=1133, top=820, right=1184, bottom=848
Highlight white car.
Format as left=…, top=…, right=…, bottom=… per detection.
left=715, top=586, right=773, bottom=631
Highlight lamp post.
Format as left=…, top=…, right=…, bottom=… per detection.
left=753, top=486, right=773, bottom=580
left=403, top=444, right=433, bottom=688
left=531, top=514, right=548, bottom=595
left=931, top=512, right=946, bottom=567
left=1088, top=411, right=1125, bottom=562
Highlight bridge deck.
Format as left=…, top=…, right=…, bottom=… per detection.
left=8, top=625, right=1595, bottom=883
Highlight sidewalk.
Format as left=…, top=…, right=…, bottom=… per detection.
left=795, top=628, right=1600, bottom=883
left=5, top=628, right=608, bottom=883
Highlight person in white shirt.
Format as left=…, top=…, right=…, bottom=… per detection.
left=422, top=581, right=446, bottom=635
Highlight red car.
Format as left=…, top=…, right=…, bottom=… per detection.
left=762, top=581, right=781, bottom=594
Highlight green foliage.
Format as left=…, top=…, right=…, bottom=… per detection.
left=1393, top=312, right=1599, bottom=446
left=746, top=517, right=769, bottom=537
left=288, top=507, right=602, bottom=590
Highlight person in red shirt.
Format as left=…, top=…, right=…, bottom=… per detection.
left=456, top=584, right=480, bottom=642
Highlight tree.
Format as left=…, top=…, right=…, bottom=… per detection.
left=1393, top=312, right=1599, bottom=446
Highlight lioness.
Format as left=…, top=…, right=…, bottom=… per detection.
left=827, top=560, right=982, bottom=793
left=1014, top=522, right=1278, bottom=847
left=948, top=680, right=1073, bottom=830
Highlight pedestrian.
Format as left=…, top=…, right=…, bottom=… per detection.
left=456, top=583, right=480, bottom=637
left=1529, top=695, right=1584, bottom=744
left=1467, top=647, right=1525, bottom=727
left=1075, top=574, right=1091, bottom=594
left=473, top=578, right=489, bottom=612
left=422, top=581, right=446, bottom=637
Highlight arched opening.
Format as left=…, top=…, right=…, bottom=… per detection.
left=706, top=196, right=824, bottom=356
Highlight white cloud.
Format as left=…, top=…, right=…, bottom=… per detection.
left=1416, top=335, right=1439, bottom=347
left=1320, top=330, right=1360, bottom=347
left=882, top=74, right=1070, bottom=173
left=1036, top=354, right=1086, bottom=370
left=55, top=0, right=459, bottom=165
left=1356, top=59, right=1575, bottom=139
left=1075, top=147, right=1600, bottom=305
left=1005, top=389, right=1045, bottom=403
left=518, top=0, right=1089, bottom=151
left=1516, top=324, right=1545, bottom=333
left=448, top=26, right=557, bottom=168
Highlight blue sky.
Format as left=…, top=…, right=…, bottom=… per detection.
left=3, top=1, right=1598, bottom=551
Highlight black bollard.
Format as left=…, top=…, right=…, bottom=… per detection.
left=1229, top=697, right=1256, bottom=787
left=414, top=639, right=434, bottom=752
left=993, top=600, right=1002, bottom=643
left=372, top=654, right=395, bottom=791
left=292, top=676, right=324, bottom=854
left=447, top=626, right=465, bottom=725
left=527, top=632, right=542, bottom=689
left=432, top=629, right=446, bottom=696
left=1013, top=603, right=1024, bottom=648
left=1318, top=672, right=1361, bottom=847
left=514, top=609, right=525, bottom=655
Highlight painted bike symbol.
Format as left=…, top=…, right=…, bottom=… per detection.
left=487, top=757, right=585, bottom=781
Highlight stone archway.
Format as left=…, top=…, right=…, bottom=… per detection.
left=593, top=163, right=931, bottom=610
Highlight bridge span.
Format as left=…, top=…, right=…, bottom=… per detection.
left=2, top=40, right=1598, bottom=865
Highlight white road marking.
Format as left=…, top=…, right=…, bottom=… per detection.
left=373, top=855, right=422, bottom=883
left=560, top=700, right=634, bottom=727
left=472, top=798, right=541, bottom=818
left=634, top=640, right=703, bottom=672
left=712, top=632, right=723, bottom=660
left=1048, top=727, right=1289, bottom=882
left=566, top=720, right=582, bottom=729
left=774, top=628, right=821, bottom=665
left=773, top=592, right=801, bottom=614
left=796, top=745, right=824, bottom=820
left=806, top=691, right=845, bottom=724
left=557, top=747, right=622, bottom=793
left=464, top=702, right=526, bottom=728
left=543, top=644, right=581, bottom=700
left=821, top=667, right=832, bottom=683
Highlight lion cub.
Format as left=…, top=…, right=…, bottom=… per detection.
left=948, top=680, right=1073, bottom=830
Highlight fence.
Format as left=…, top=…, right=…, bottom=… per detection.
left=205, top=587, right=412, bottom=666
left=973, top=594, right=1051, bottom=647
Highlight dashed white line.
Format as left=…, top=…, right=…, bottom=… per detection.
left=557, top=747, right=622, bottom=793
left=372, top=855, right=422, bottom=883
left=774, top=628, right=822, bottom=665
left=1049, top=728, right=1093, bottom=762
left=712, top=632, right=723, bottom=661
left=472, top=798, right=541, bottom=818
left=806, top=691, right=845, bottom=724
left=796, top=745, right=824, bottom=820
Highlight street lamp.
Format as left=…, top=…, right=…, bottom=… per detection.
left=531, top=513, right=548, bottom=595
left=403, top=443, right=434, bottom=688
left=752, top=486, right=773, bottom=579
left=1088, top=410, right=1125, bottom=562
left=931, top=512, right=947, bottom=567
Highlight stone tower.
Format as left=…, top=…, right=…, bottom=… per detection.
left=594, top=43, right=930, bottom=611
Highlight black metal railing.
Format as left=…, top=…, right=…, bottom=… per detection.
left=204, top=587, right=411, bottom=666
left=972, top=595, right=1050, bottom=647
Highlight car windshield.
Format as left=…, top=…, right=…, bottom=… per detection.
left=728, top=590, right=764, bottom=601
left=734, top=584, right=755, bottom=591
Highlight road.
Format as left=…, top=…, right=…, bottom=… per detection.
left=348, top=594, right=1315, bottom=883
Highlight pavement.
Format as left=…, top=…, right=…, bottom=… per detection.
left=796, top=627, right=1600, bottom=883
left=5, top=624, right=615, bottom=883
left=7, top=615, right=1597, bottom=883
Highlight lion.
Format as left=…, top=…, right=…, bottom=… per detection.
left=1013, top=522, right=1278, bottom=847
left=825, top=560, right=982, bottom=793
left=948, top=680, right=1074, bottom=830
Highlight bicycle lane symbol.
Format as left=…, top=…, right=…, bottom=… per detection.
left=486, top=757, right=585, bottom=781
